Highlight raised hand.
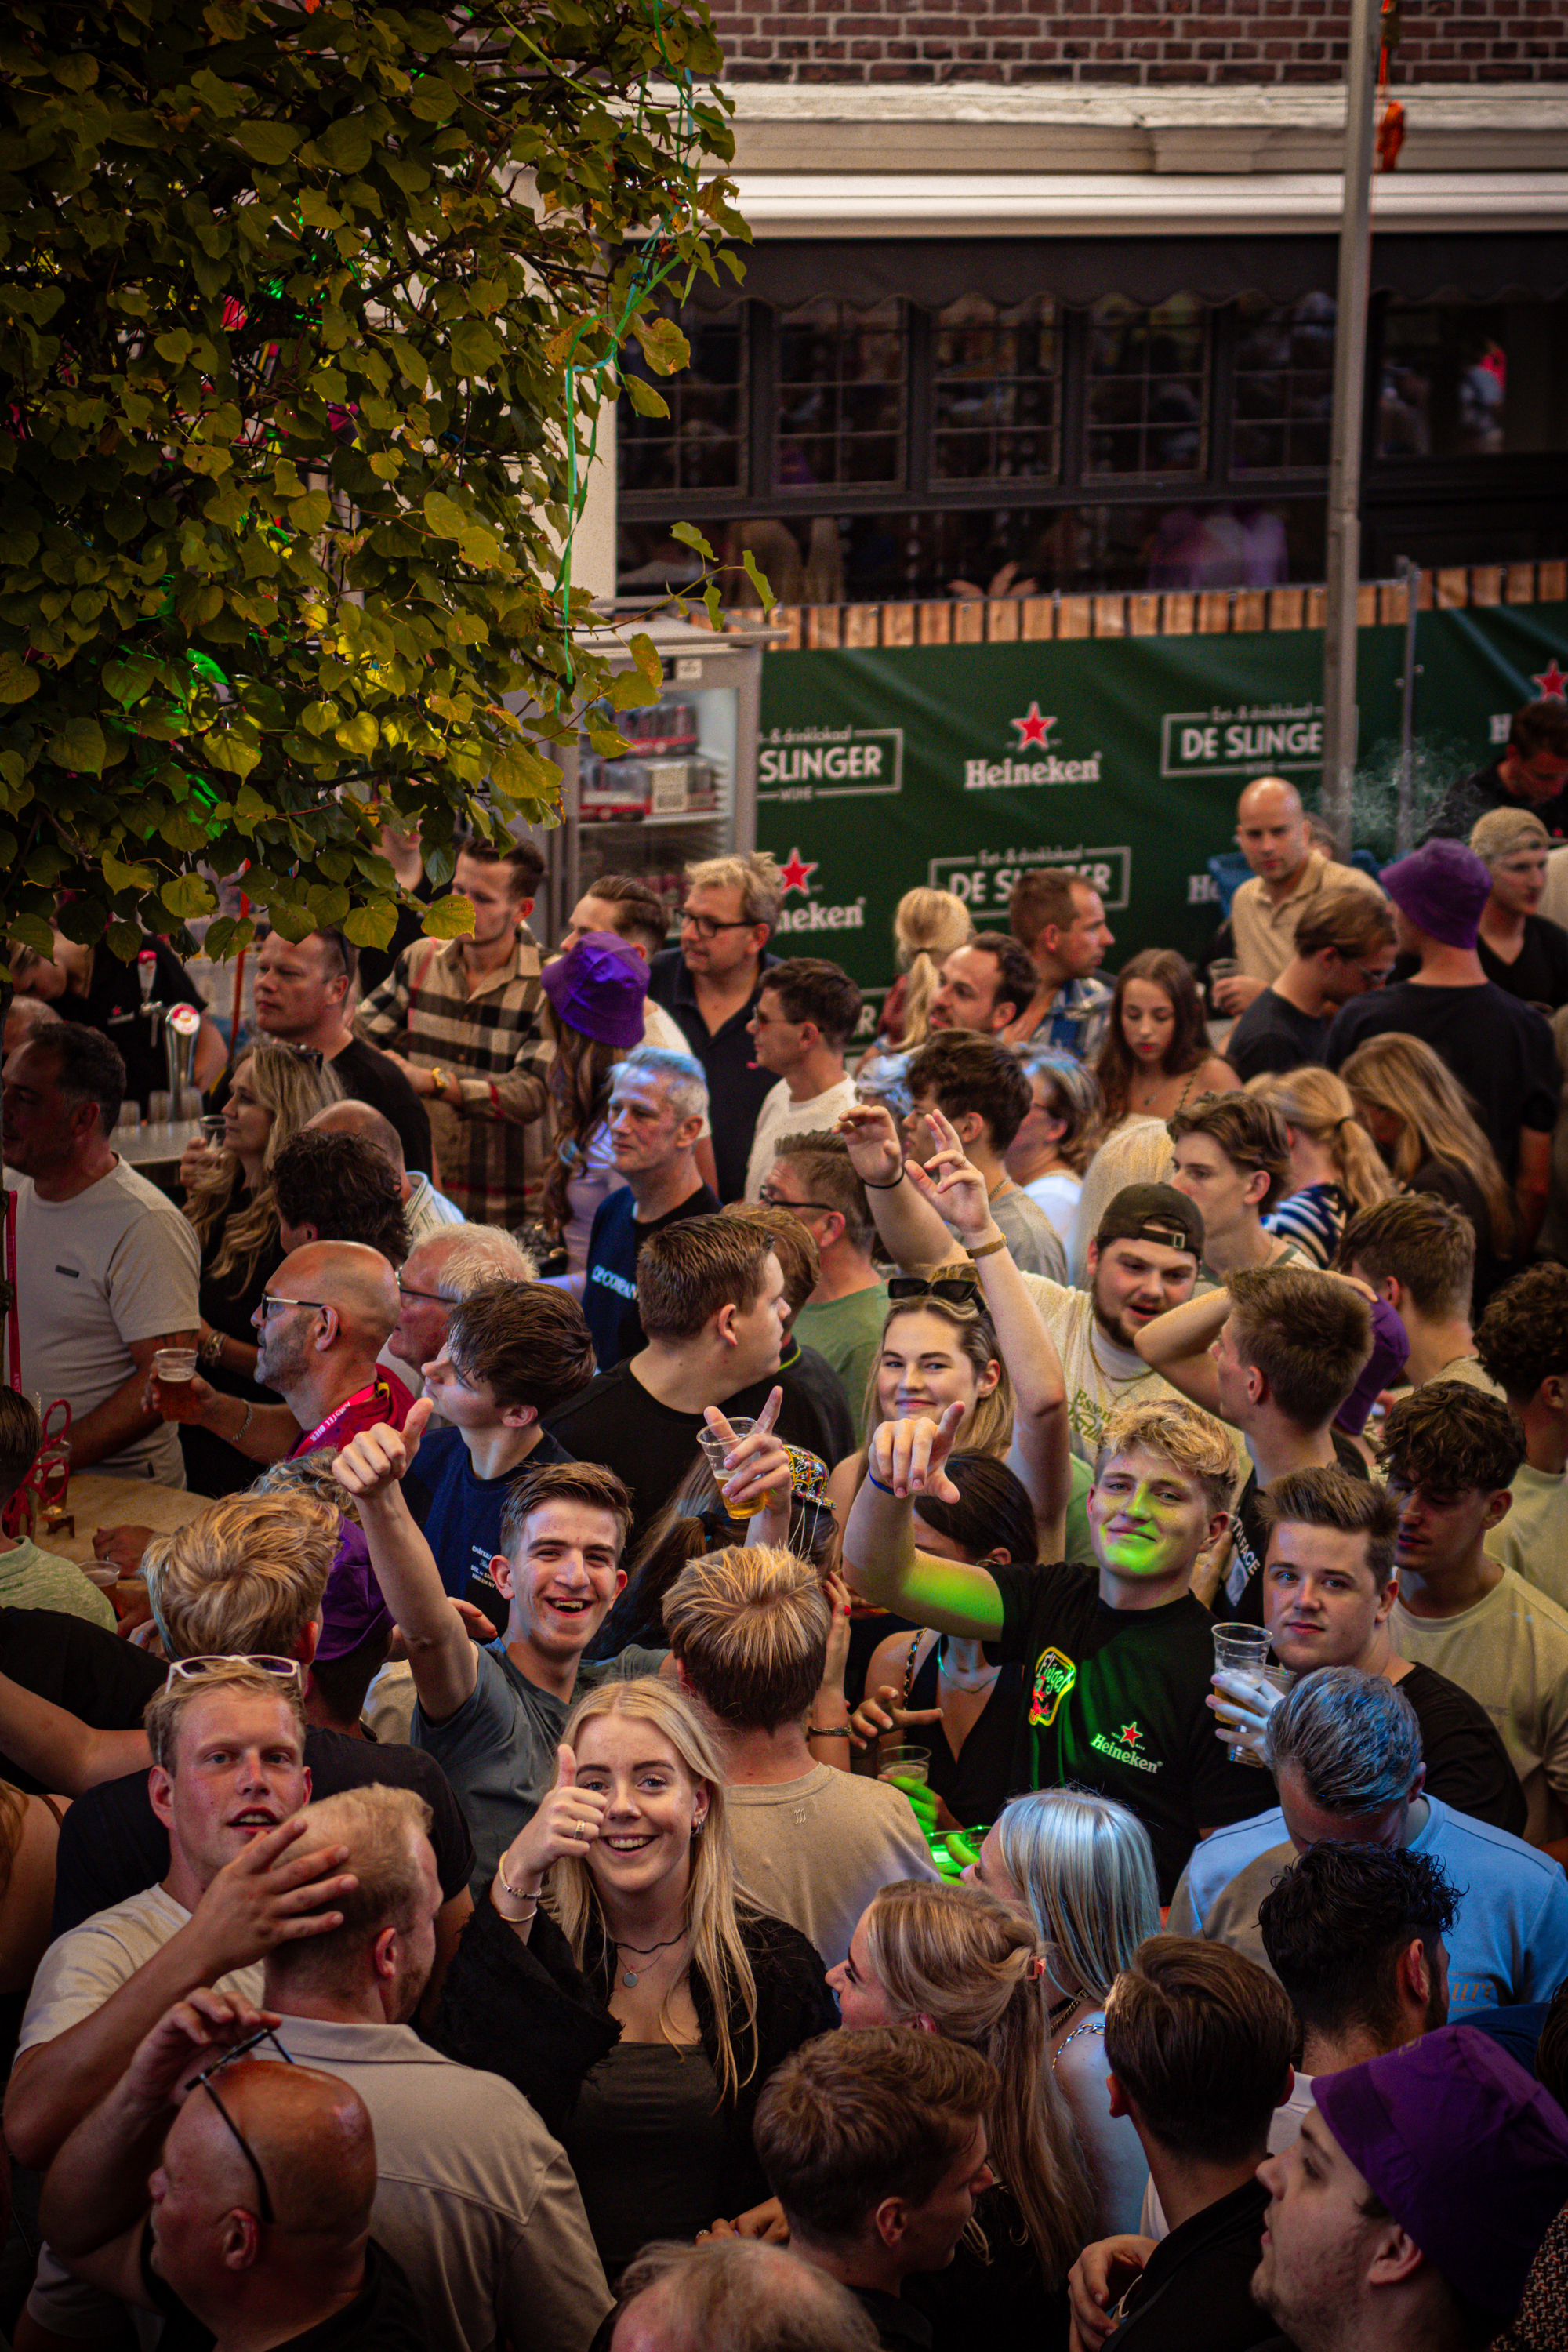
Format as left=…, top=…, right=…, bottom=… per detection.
left=492, top=1744, right=608, bottom=1907
left=833, top=1100, right=904, bottom=1189
left=126, top=1986, right=282, bottom=2111
left=705, top=1388, right=790, bottom=1520
left=187, top=1817, right=357, bottom=1977
left=906, top=1105, right=993, bottom=1242
left=867, top=1400, right=964, bottom=1505
left=333, top=1396, right=432, bottom=1504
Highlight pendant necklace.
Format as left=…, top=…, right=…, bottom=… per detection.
left=615, top=1929, right=687, bottom=1989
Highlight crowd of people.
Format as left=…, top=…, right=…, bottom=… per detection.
left=4, top=695, right=1568, bottom=2350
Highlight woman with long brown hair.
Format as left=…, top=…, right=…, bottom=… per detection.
left=1093, top=949, right=1237, bottom=1131
left=1340, top=1030, right=1517, bottom=1308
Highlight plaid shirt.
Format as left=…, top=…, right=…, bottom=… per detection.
left=1037, top=975, right=1114, bottom=1062
left=358, top=929, right=553, bottom=1227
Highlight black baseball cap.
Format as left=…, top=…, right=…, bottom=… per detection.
left=1094, top=1181, right=1203, bottom=1260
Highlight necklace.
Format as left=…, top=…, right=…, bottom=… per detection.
left=613, top=1928, right=688, bottom=1989
left=1046, top=1991, right=1080, bottom=2034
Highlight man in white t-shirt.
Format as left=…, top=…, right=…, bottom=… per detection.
left=1381, top=1379, right=1568, bottom=1852
left=743, top=958, right=860, bottom=1203
left=5, top=1024, right=199, bottom=1483
left=1475, top=1261, right=1568, bottom=1608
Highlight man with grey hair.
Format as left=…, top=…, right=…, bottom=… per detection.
left=387, top=1221, right=536, bottom=1396
left=307, top=1095, right=463, bottom=1243
left=648, top=851, right=782, bottom=1201
left=612, top=2238, right=880, bottom=2352
left=1167, top=1667, right=1568, bottom=2015
left=581, top=1043, right=718, bottom=1369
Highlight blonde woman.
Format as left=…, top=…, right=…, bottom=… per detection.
left=829, top=1878, right=1096, bottom=2333
left=1471, top=804, right=1568, bottom=1011
left=1247, top=1065, right=1394, bottom=1268
left=177, top=1041, right=343, bottom=1494
left=431, top=1678, right=835, bottom=2282
left=873, top=887, right=973, bottom=1056
left=1341, top=1031, right=1516, bottom=1310
left=964, top=1790, right=1158, bottom=2235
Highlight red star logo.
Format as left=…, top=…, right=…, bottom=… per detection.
left=1531, top=659, right=1568, bottom=702
left=1116, top=1722, right=1143, bottom=1748
left=1010, top=701, right=1055, bottom=750
left=778, top=846, right=817, bottom=898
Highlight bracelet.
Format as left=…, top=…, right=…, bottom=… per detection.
left=234, top=1401, right=254, bottom=1446
left=497, top=1863, right=543, bottom=1906
left=860, top=1163, right=906, bottom=1191
left=808, top=1723, right=851, bottom=1738
left=967, top=1234, right=1007, bottom=1261
left=866, top=1471, right=898, bottom=1496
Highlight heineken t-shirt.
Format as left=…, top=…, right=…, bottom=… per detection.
left=985, top=1559, right=1273, bottom=1900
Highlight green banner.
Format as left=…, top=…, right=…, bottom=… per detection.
left=756, top=601, right=1568, bottom=1036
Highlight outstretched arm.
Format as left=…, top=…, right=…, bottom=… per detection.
left=1131, top=1283, right=1229, bottom=1417
left=843, top=1406, right=1005, bottom=1641
left=332, top=1399, right=480, bottom=1727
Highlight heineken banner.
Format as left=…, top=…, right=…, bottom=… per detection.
left=756, top=600, right=1568, bottom=1039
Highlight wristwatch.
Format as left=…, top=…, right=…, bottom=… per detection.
left=428, top=1065, right=449, bottom=1099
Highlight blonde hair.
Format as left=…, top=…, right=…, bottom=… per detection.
left=1471, top=805, right=1550, bottom=866
left=662, top=1545, right=829, bottom=1733
left=1247, top=1065, right=1394, bottom=1214
left=143, top=1658, right=307, bottom=1773
left=1340, top=1032, right=1515, bottom=1255
left=183, top=1043, right=344, bottom=1285
left=685, top=852, right=782, bottom=932
left=1094, top=1396, right=1236, bottom=1519
left=252, top=1447, right=361, bottom=1526
left=267, top=1786, right=434, bottom=1991
left=892, top=887, right=973, bottom=1050
left=860, top=1881, right=1095, bottom=2286
left=546, top=1679, right=759, bottom=2100
left=144, top=1494, right=338, bottom=1660
left=864, top=1267, right=1014, bottom=1460
left=994, top=1791, right=1160, bottom=2008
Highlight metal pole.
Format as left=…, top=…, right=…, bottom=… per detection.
left=1320, top=0, right=1383, bottom=845
left=1396, top=556, right=1421, bottom=854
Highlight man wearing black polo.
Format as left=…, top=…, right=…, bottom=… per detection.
left=647, top=851, right=779, bottom=1202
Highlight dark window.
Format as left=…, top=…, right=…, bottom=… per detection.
left=1086, top=296, right=1207, bottom=478
left=932, top=295, right=1061, bottom=485
left=776, top=299, right=906, bottom=491
left=619, top=307, right=747, bottom=495
left=1232, top=293, right=1337, bottom=474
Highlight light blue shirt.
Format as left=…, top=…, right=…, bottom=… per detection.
left=1167, top=1795, right=1568, bottom=2014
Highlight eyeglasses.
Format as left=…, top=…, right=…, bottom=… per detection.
left=1352, top=962, right=1395, bottom=988
left=886, top=1275, right=983, bottom=1309
left=165, top=1653, right=306, bottom=1690
left=757, top=1186, right=837, bottom=1218
left=679, top=907, right=756, bottom=940
left=184, top=2024, right=296, bottom=2225
left=396, top=1274, right=452, bottom=1305
left=256, top=1293, right=326, bottom=1319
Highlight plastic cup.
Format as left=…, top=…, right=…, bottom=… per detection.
left=1212, top=1623, right=1274, bottom=1762
left=877, top=1743, right=931, bottom=1789
left=153, top=1346, right=199, bottom=1384
left=697, top=1420, right=762, bottom=1520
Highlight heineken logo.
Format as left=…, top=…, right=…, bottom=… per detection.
left=1091, top=1723, right=1163, bottom=1775
left=768, top=845, right=867, bottom=937
left=1532, top=659, right=1566, bottom=701
left=1029, top=1646, right=1076, bottom=1729
left=964, top=701, right=1102, bottom=790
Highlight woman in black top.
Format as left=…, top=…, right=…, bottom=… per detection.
left=850, top=1454, right=1034, bottom=1831
left=1471, top=805, right=1568, bottom=1013
left=176, top=1042, right=343, bottom=1494
left=430, top=1676, right=835, bottom=2282
left=1341, top=1031, right=1518, bottom=1312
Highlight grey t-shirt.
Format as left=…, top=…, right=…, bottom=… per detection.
left=412, top=1641, right=667, bottom=1896
left=989, top=1187, right=1068, bottom=1283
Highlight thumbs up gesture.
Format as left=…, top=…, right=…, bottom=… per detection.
left=490, top=1743, right=610, bottom=1924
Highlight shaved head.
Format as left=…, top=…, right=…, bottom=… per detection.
left=1236, top=776, right=1312, bottom=888
left=307, top=1099, right=407, bottom=1183
left=180, top=2057, right=376, bottom=2238
left=275, top=1241, right=399, bottom=1350
left=1236, top=776, right=1303, bottom=826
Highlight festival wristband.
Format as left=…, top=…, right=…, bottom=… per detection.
left=860, top=1164, right=906, bottom=1190
left=866, top=1472, right=898, bottom=1496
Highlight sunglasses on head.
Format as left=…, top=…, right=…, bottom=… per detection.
left=886, top=1275, right=982, bottom=1309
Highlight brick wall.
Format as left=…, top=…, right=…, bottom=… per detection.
left=710, top=0, right=1568, bottom=85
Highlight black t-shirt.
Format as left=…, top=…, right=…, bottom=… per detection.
left=0, top=1606, right=165, bottom=1796
left=583, top=1182, right=720, bottom=1369
left=1420, top=762, right=1568, bottom=848
left=647, top=948, right=779, bottom=1205
left=1396, top=1659, right=1528, bottom=1838
left=985, top=1560, right=1273, bottom=1901
left=1108, top=2177, right=1273, bottom=2352
left=326, top=1036, right=433, bottom=1175
left=729, top=1337, right=855, bottom=1471
left=180, top=1174, right=283, bottom=1498
left=58, top=938, right=206, bottom=1111
left=145, top=2230, right=426, bottom=2352
left=1478, top=914, right=1568, bottom=1014
left=1325, top=981, right=1558, bottom=1181
left=1223, top=1432, right=1370, bottom=1625
left=1225, top=989, right=1330, bottom=1082
left=52, top=1726, right=475, bottom=1936
left=402, top=1422, right=572, bottom=1617
left=1406, top=1156, right=1515, bottom=1316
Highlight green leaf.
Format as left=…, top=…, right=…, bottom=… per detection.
left=629, top=633, right=662, bottom=698
left=235, top=120, right=300, bottom=165
left=205, top=731, right=262, bottom=779
left=160, top=873, right=215, bottom=920
left=423, top=891, right=475, bottom=940
left=633, top=314, right=691, bottom=377
left=0, top=653, right=39, bottom=705
left=103, top=655, right=156, bottom=706
left=289, top=491, right=332, bottom=534
left=315, top=115, right=374, bottom=174
left=448, top=320, right=502, bottom=376
left=741, top=549, right=775, bottom=611
left=46, top=717, right=107, bottom=775
left=343, top=900, right=398, bottom=949
left=105, top=920, right=144, bottom=963
left=102, top=850, right=159, bottom=892
left=334, top=710, right=379, bottom=756
left=622, top=373, right=669, bottom=421
left=670, top=521, right=717, bottom=564
left=423, top=491, right=466, bottom=539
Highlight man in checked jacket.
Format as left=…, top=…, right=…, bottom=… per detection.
left=358, top=837, right=554, bottom=1229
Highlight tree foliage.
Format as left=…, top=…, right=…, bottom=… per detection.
left=0, top=0, right=742, bottom=966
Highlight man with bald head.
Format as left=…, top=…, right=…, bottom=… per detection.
left=612, top=2238, right=880, bottom=2352
left=308, top=1097, right=463, bottom=1243
left=1219, top=776, right=1385, bottom=1015
left=150, top=1240, right=413, bottom=1466
left=39, top=1987, right=423, bottom=2349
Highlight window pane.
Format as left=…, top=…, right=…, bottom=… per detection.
left=1377, top=300, right=1514, bottom=458
left=931, top=294, right=1061, bottom=485
left=1232, top=293, right=1336, bottom=474
left=1086, top=296, right=1208, bottom=477
left=775, top=299, right=906, bottom=490
left=618, top=303, right=747, bottom=497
